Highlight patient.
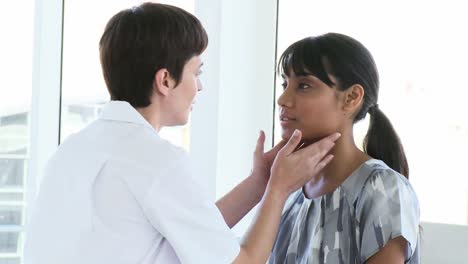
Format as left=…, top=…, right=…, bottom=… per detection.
left=269, top=33, right=420, bottom=264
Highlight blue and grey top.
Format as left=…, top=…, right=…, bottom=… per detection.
left=269, top=159, right=420, bottom=264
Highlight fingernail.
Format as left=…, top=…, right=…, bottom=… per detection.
left=293, top=129, right=299, bottom=137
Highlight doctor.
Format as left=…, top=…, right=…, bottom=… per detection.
left=24, top=2, right=340, bottom=264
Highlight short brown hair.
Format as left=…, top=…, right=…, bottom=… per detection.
left=99, top=3, right=208, bottom=107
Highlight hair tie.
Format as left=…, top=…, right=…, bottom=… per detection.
left=369, top=103, right=379, bottom=114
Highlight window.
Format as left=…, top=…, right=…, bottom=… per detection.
left=0, top=1, right=35, bottom=263
left=276, top=0, right=468, bottom=225
left=60, top=0, right=195, bottom=150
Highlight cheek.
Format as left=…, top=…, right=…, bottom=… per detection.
left=180, top=82, right=196, bottom=103
left=188, top=79, right=198, bottom=99
left=297, top=98, right=342, bottom=138
left=298, top=96, right=336, bottom=118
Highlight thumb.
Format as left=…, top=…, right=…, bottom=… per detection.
left=279, top=129, right=302, bottom=156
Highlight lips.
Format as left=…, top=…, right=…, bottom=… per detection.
left=280, top=112, right=296, bottom=121
left=279, top=113, right=297, bottom=126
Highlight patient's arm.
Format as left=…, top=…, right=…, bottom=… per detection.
left=365, top=237, right=407, bottom=264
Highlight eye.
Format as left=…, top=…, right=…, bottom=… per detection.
left=281, top=80, right=287, bottom=90
left=298, top=83, right=311, bottom=90
left=196, top=70, right=203, bottom=77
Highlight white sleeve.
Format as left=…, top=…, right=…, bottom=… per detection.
left=142, top=152, right=240, bottom=264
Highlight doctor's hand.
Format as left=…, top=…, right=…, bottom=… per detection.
left=250, top=130, right=286, bottom=190
left=267, top=129, right=341, bottom=199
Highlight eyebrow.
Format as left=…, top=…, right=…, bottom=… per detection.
left=281, top=73, right=316, bottom=81
left=199, top=62, right=204, bottom=68
left=298, top=76, right=321, bottom=85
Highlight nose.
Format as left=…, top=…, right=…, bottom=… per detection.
left=197, top=78, right=203, bottom=92
left=277, top=86, right=293, bottom=108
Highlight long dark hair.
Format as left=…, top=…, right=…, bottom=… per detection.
left=278, top=33, right=409, bottom=178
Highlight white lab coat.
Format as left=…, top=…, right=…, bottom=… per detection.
left=24, top=101, right=240, bottom=264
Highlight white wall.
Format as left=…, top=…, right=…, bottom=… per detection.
left=421, top=222, right=468, bottom=263
left=193, top=0, right=278, bottom=236
left=190, top=0, right=224, bottom=198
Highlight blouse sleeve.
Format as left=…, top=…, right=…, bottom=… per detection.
left=355, top=169, right=420, bottom=263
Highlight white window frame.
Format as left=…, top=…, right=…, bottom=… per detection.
left=27, top=0, right=64, bottom=220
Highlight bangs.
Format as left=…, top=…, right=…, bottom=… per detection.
left=278, top=37, right=335, bottom=86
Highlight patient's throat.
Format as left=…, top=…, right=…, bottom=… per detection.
left=302, top=175, right=341, bottom=199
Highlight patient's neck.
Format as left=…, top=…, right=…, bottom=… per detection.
left=302, top=129, right=370, bottom=199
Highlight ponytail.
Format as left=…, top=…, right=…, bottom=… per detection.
left=363, top=105, right=409, bottom=178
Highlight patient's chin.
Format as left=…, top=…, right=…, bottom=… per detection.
left=281, top=130, right=294, bottom=141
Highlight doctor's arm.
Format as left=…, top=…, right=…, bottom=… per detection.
left=216, top=131, right=285, bottom=228
left=231, top=131, right=340, bottom=264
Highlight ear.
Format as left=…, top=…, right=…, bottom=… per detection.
left=342, top=84, right=364, bottom=114
left=153, top=68, right=176, bottom=97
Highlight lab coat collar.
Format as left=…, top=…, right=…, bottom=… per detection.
left=99, top=101, right=156, bottom=132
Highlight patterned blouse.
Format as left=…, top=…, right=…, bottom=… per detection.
left=269, top=159, right=420, bottom=264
